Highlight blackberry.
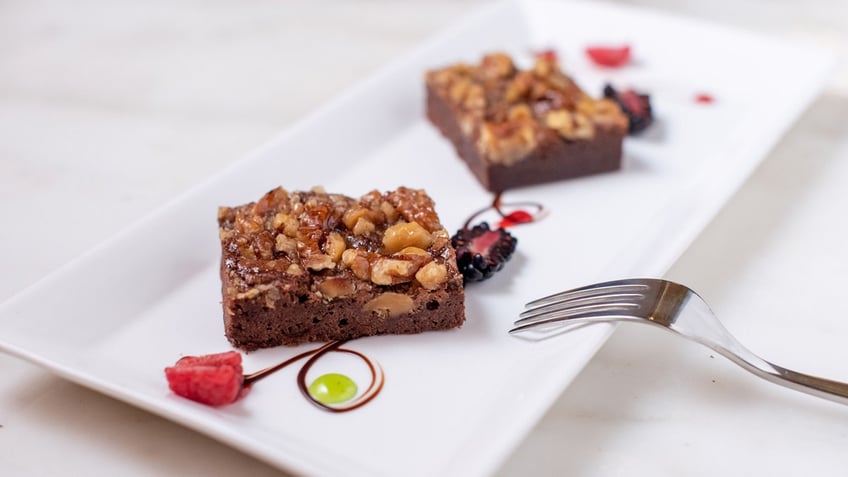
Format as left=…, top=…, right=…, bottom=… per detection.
left=451, top=222, right=517, bottom=283
left=603, top=83, right=654, bottom=134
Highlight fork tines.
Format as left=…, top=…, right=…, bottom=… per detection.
left=511, top=280, right=650, bottom=334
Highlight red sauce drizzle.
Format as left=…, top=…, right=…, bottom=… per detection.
left=695, top=93, right=715, bottom=104
left=464, top=192, right=545, bottom=230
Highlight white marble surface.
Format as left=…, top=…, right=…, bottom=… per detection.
left=2, top=0, right=848, bottom=475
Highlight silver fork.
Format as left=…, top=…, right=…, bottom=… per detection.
left=511, top=278, right=848, bottom=406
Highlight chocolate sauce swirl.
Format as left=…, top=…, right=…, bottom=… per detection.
left=243, top=340, right=384, bottom=413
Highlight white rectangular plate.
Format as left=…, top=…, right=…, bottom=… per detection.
left=0, top=1, right=832, bottom=476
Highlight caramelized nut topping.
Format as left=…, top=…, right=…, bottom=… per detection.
left=341, top=249, right=372, bottom=281
left=415, top=261, right=448, bottom=290
left=480, top=52, right=516, bottom=79
left=219, top=186, right=457, bottom=291
left=323, top=232, right=346, bottom=262
left=382, top=221, right=434, bottom=255
left=304, top=254, right=335, bottom=271
left=396, top=246, right=429, bottom=256
left=275, top=234, right=298, bottom=255
left=426, top=51, right=628, bottom=163
left=353, top=217, right=376, bottom=236
left=371, top=257, right=419, bottom=285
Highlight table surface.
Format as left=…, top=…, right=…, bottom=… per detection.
left=2, top=0, right=848, bottom=475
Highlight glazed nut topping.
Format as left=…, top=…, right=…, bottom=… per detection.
left=353, top=217, right=376, bottom=236
left=342, top=249, right=371, bottom=281
left=533, top=57, right=554, bottom=76
left=370, top=257, right=419, bottom=285
left=380, top=201, right=399, bottom=223
left=415, top=262, right=448, bottom=290
left=272, top=213, right=299, bottom=237
left=286, top=263, right=304, bottom=276
left=572, top=113, right=595, bottom=140
left=396, top=246, right=429, bottom=256
left=464, top=84, right=485, bottom=110
left=342, top=207, right=373, bottom=230
left=478, top=122, right=537, bottom=166
left=544, top=109, right=572, bottom=135
left=382, top=221, right=434, bottom=255
left=480, top=52, right=515, bottom=79
left=449, top=79, right=471, bottom=103
left=323, top=232, right=346, bottom=262
left=304, top=253, right=335, bottom=271
left=545, top=109, right=597, bottom=140
left=427, top=51, right=629, bottom=163
left=220, top=186, right=453, bottom=295
left=275, top=234, right=297, bottom=255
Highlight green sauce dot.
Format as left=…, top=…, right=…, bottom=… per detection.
left=308, top=373, right=357, bottom=405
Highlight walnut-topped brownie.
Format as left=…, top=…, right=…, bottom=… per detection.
left=218, top=186, right=465, bottom=349
left=426, top=52, right=629, bottom=192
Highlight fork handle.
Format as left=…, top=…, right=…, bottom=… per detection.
left=719, top=350, right=848, bottom=406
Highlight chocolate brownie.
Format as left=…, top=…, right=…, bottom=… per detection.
left=218, top=186, right=466, bottom=350
left=426, top=52, right=629, bottom=192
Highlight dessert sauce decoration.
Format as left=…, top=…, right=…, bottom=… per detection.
left=166, top=340, right=383, bottom=412
left=695, top=93, right=715, bottom=104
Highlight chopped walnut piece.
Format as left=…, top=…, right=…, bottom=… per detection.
left=480, top=52, right=515, bottom=79
left=382, top=221, right=434, bottom=254
left=396, top=246, right=429, bottom=256
left=416, top=262, right=448, bottom=290
left=304, top=254, right=335, bottom=271
left=464, top=84, right=486, bottom=110
left=275, top=234, right=298, bottom=255
left=478, top=122, right=537, bottom=165
left=363, top=292, right=415, bottom=317
left=572, top=113, right=595, bottom=139
left=342, top=207, right=373, bottom=230
left=319, top=277, right=355, bottom=299
left=323, top=232, right=346, bottom=262
left=449, top=78, right=472, bottom=103
left=341, top=249, right=371, bottom=281
left=504, top=71, right=533, bottom=102
left=371, top=257, right=419, bottom=285
left=353, top=217, right=376, bottom=236
left=533, top=57, right=555, bottom=77
left=507, top=104, right=533, bottom=121
left=379, top=201, right=399, bottom=223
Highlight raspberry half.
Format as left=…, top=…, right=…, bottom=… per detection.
left=165, top=351, right=247, bottom=406
left=586, top=45, right=631, bottom=68
left=451, top=222, right=517, bottom=283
